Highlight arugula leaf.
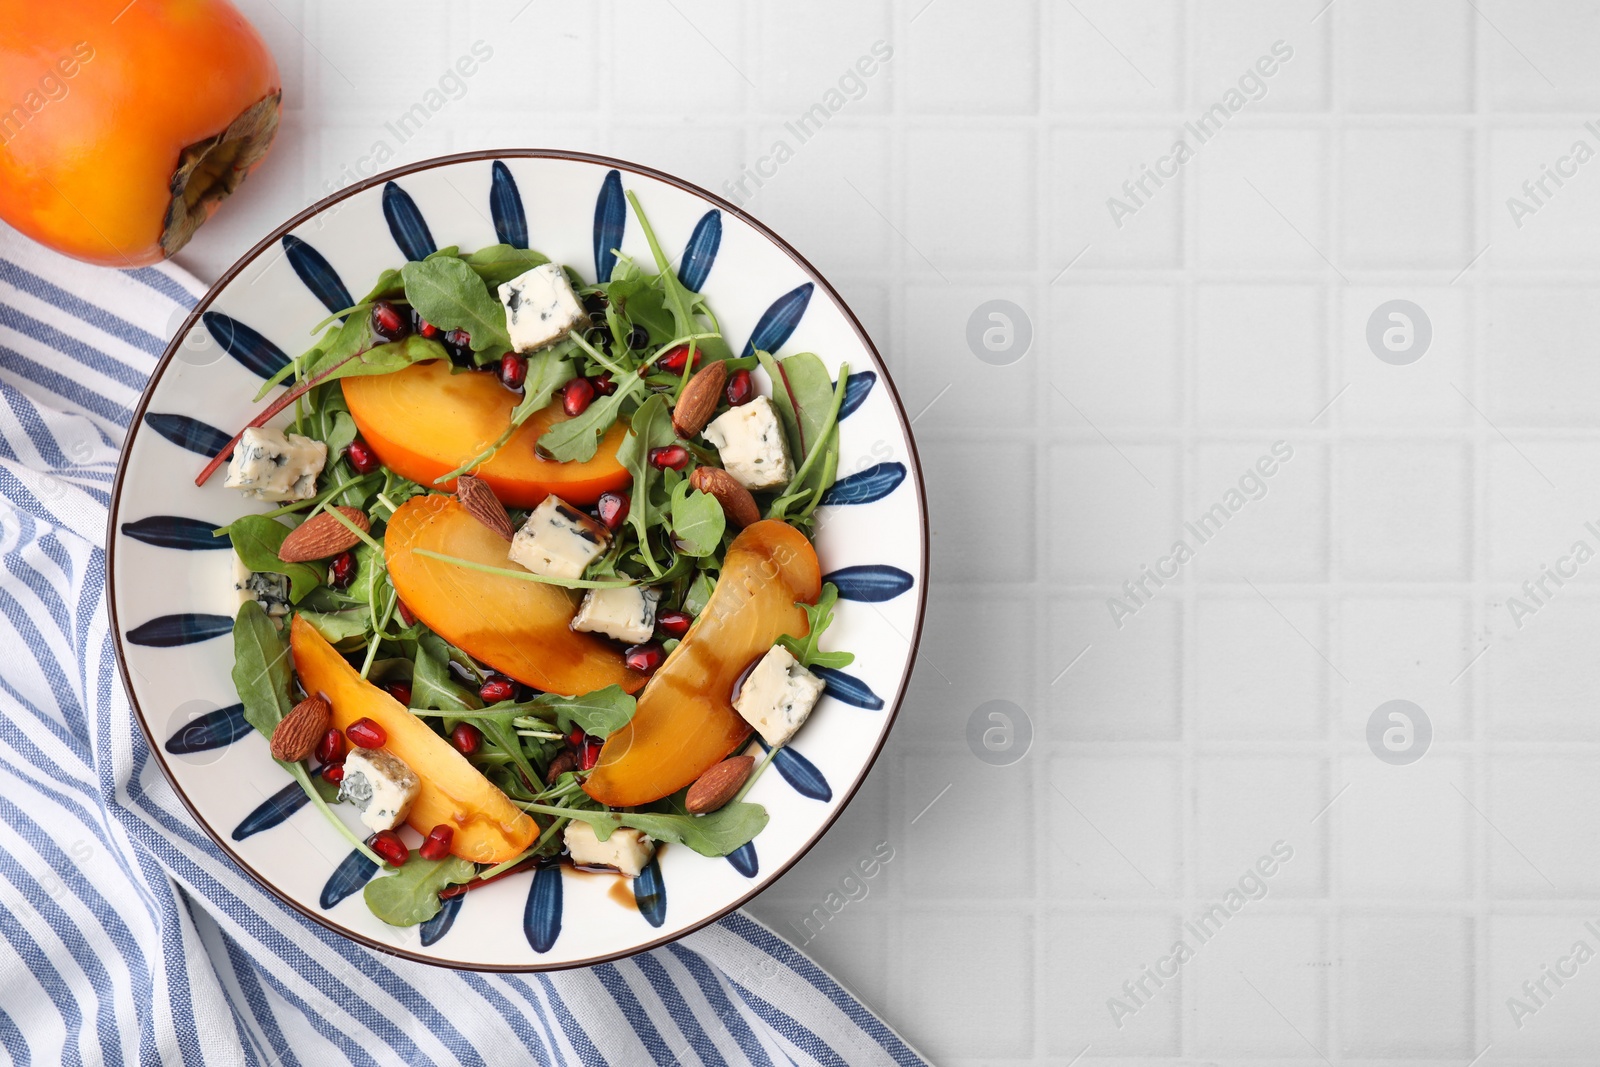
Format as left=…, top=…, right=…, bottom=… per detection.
left=401, top=256, right=511, bottom=355
left=613, top=393, right=677, bottom=571
left=684, top=571, right=716, bottom=616
left=772, top=353, right=835, bottom=458
left=297, top=609, right=370, bottom=645
left=413, top=633, right=482, bottom=713
left=359, top=268, right=406, bottom=304
left=777, top=582, right=855, bottom=669
left=362, top=854, right=477, bottom=926
left=623, top=194, right=735, bottom=365
left=538, top=371, right=645, bottom=463
left=461, top=244, right=550, bottom=288
left=230, top=601, right=296, bottom=738
left=538, top=686, right=636, bottom=739
left=521, top=798, right=768, bottom=858
left=227, top=515, right=321, bottom=603
left=670, top=480, right=725, bottom=558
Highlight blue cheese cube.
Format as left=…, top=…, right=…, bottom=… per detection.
left=701, top=396, right=794, bottom=491
left=231, top=553, right=289, bottom=619
left=499, top=263, right=585, bottom=353
left=509, top=495, right=609, bottom=580
left=338, top=748, right=420, bottom=833
left=564, top=821, right=655, bottom=878
left=571, top=586, right=660, bottom=644
left=733, top=645, right=826, bottom=747
left=223, top=427, right=327, bottom=503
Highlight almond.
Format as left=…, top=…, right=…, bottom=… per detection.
left=686, top=754, right=755, bottom=814
left=689, top=466, right=761, bottom=528
left=270, top=695, right=332, bottom=763
left=671, top=360, right=729, bottom=438
left=278, top=507, right=370, bottom=563
left=456, top=474, right=513, bottom=541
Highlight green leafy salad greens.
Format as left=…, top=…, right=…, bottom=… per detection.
left=216, top=189, right=854, bottom=927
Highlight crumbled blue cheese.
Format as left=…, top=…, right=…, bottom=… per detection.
left=499, top=263, right=585, bottom=353
left=509, top=495, right=609, bottom=580
left=338, top=748, right=420, bottom=833
left=571, top=586, right=660, bottom=644
left=733, top=645, right=825, bottom=747
left=564, top=821, right=655, bottom=878
left=701, top=396, right=794, bottom=491
left=223, top=427, right=327, bottom=503
left=231, top=553, right=289, bottom=618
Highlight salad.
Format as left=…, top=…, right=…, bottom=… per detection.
left=199, top=188, right=853, bottom=928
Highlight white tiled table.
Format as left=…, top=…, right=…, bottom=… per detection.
left=179, top=1, right=1600, bottom=1062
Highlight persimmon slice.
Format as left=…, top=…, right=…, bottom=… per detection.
left=384, top=493, right=644, bottom=696
left=289, top=616, right=536, bottom=864
left=583, top=520, right=822, bottom=808
left=342, top=360, right=631, bottom=507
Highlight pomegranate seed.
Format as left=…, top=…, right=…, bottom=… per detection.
left=445, top=328, right=472, bottom=349
left=321, top=762, right=345, bottom=783
left=368, top=830, right=409, bottom=867
left=656, top=609, right=691, bottom=638
left=626, top=324, right=650, bottom=350
left=592, top=372, right=616, bottom=396
left=451, top=723, right=483, bottom=755
left=346, top=438, right=379, bottom=474
left=444, top=329, right=474, bottom=367
left=346, top=717, right=387, bottom=749
left=382, top=682, right=412, bottom=707
left=479, top=676, right=515, bottom=703
left=563, top=377, right=596, bottom=417
left=725, top=368, right=755, bottom=406
left=412, top=310, right=440, bottom=339
left=328, top=551, right=356, bottom=589
left=419, top=824, right=455, bottom=862
left=499, top=353, right=527, bottom=390
left=397, top=600, right=418, bottom=627
left=568, top=728, right=585, bottom=747
left=596, top=491, right=630, bottom=531
left=649, top=445, right=689, bottom=471
left=315, top=728, right=345, bottom=765
left=624, top=642, right=665, bottom=674
left=370, top=301, right=410, bottom=343
left=580, top=737, right=603, bottom=771
left=659, top=344, right=699, bottom=375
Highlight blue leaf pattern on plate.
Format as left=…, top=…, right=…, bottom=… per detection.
left=838, top=370, right=875, bottom=420
left=232, top=780, right=309, bottom=841
left=741, top=283, right=813, bottom=358
left=727, top=843, right=758, bottom=879
left=524, top=864, right=563, bottom=952
left=143, top=413, right=230, bottom=458
left=420, top=894, right=463, bottom=947
left=633, top=858, right=667, bottom=928
left=820, top=462, right=906, bottom=507
left=383, top=182, right=437, bottom=262
left=164, top=703, right=251, bottom=754
left=201, top=312, right=290, bottom=379
left=677, top=210, right=721, bottom=292
left=823, top=564, right=914, bottom=603
left=126, top=613, right=233, bottom=648
left=758, top=739, right=832, bottom=801
left=120, top=516, right=229, bottom=551
left=593, top=169, right=625, bottom=283
left=281, top=235, right=354, bottom=317
left=490, top=161, right=528, bottom=249
left=813, top=666, right=885, bottom=711
left=320, top=850, right=379, bottom=909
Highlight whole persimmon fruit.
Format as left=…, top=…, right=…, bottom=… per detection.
left=0, top=0, right=281, bottom=266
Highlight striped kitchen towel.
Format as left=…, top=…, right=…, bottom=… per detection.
left=0, top=221, right=927, bottom=1067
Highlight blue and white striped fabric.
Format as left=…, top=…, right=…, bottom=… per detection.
left=0, top=222, right=928, bottom=1067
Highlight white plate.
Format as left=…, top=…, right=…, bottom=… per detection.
left=107, top=151, right=928, bottom=970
